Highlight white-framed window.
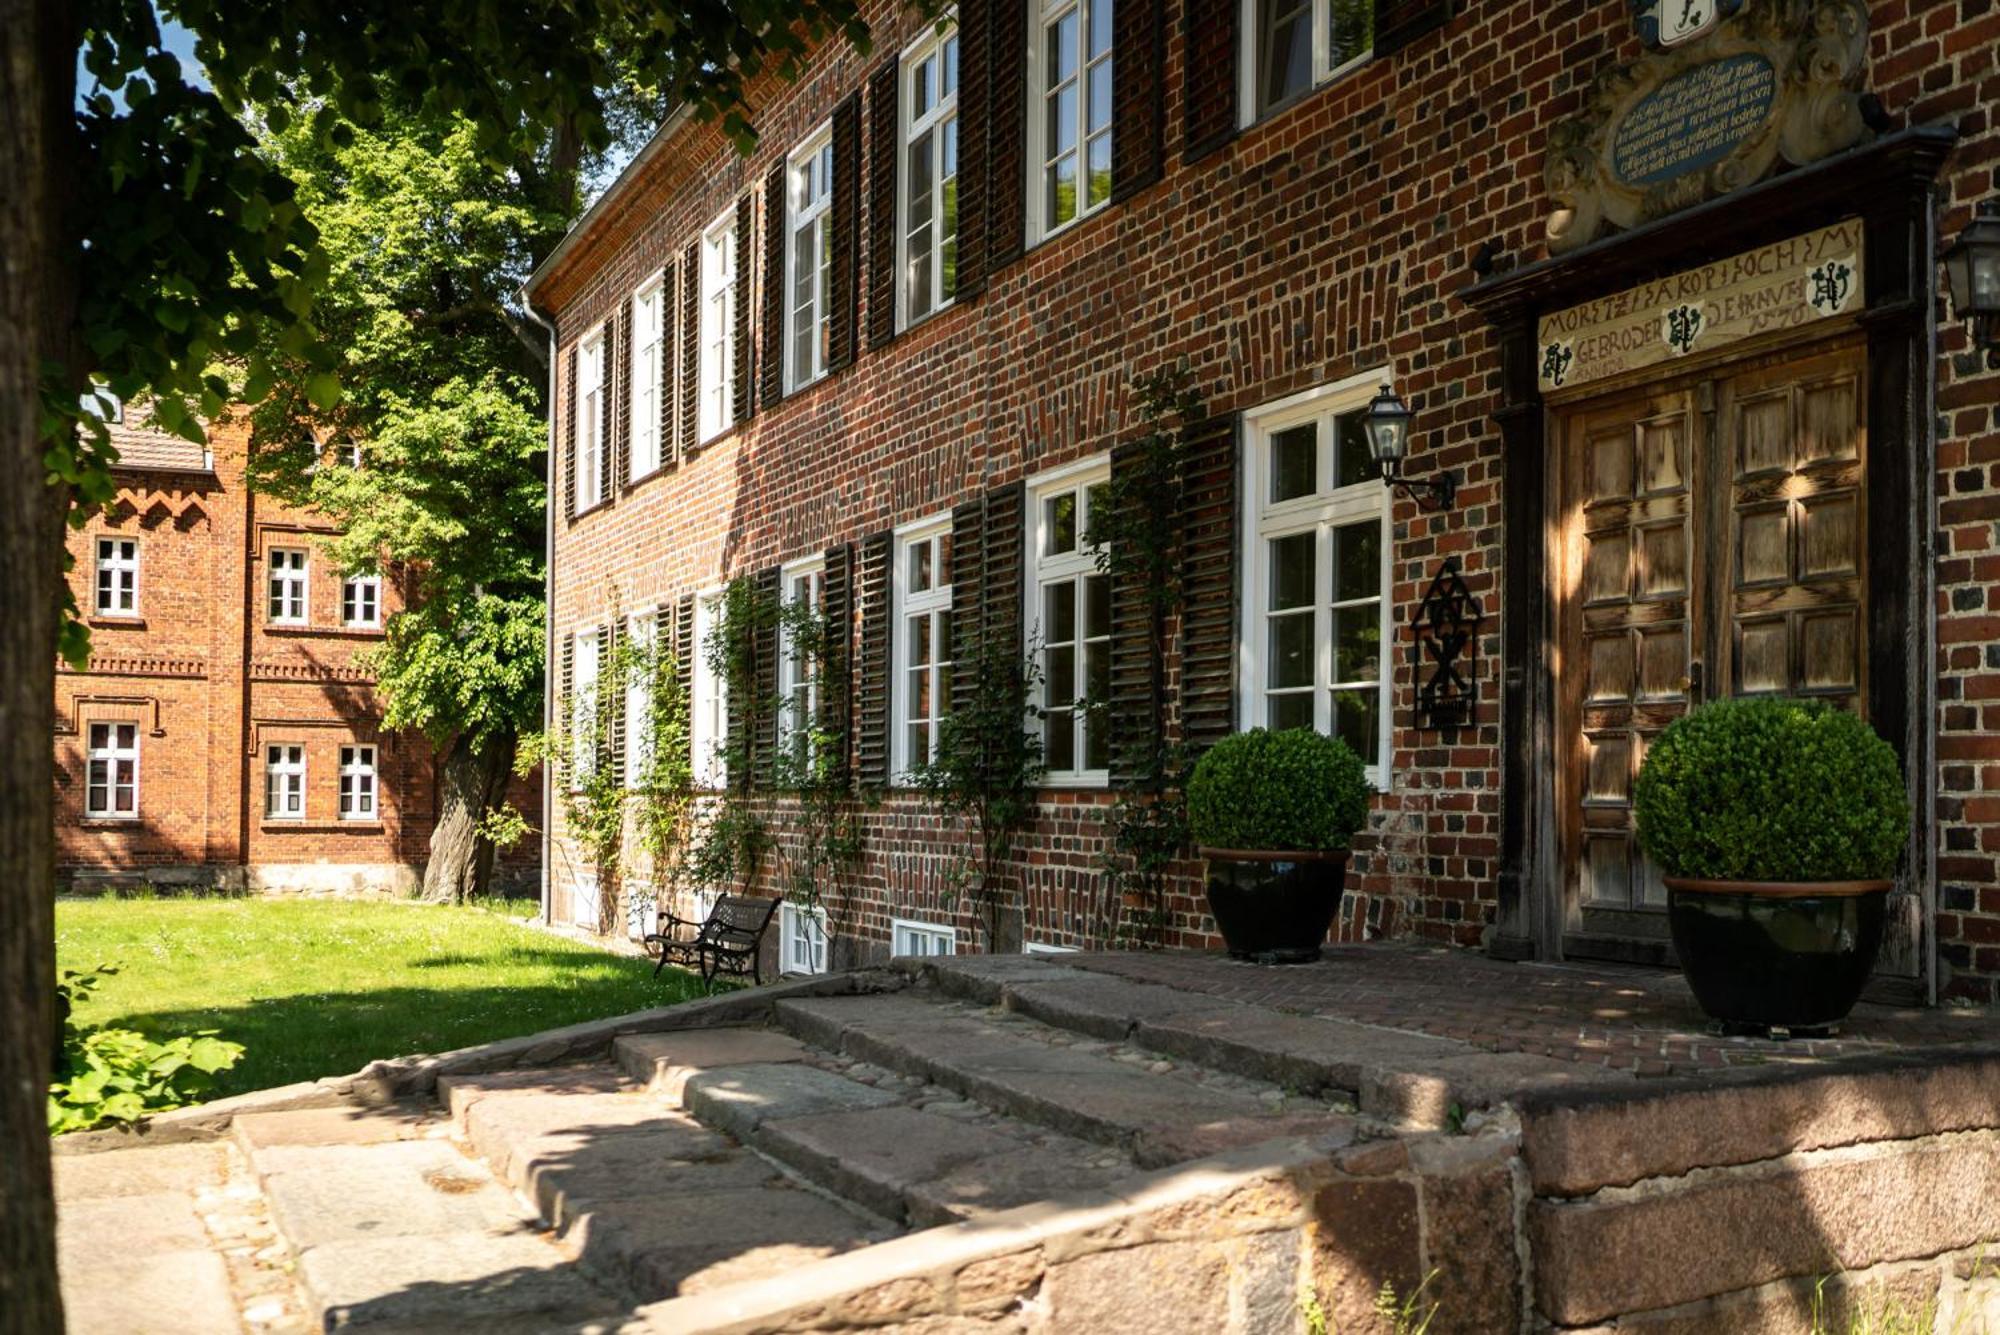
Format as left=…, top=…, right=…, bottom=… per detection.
left=1240, top=371, right=1391, bottom=787
left=785, top=127, right=835, bottom=392
left=341, top=573, right=381, bottom=628
left=780, top=558, right=826, bottom=763
left=691, top=589, right=728, bottom=788
left=1026, top=456, right=1112, bottom=784
left=780, top=901, right=829, bottom=975
left=571, top=628, right=601, bottom=781
left=892, top=917, right=958, bottom=957
left=1240, top=0, right=1373, bottom=126
left=265, top=743, right=306, bottom=820
left=84, top=722, right=139, bottom=818
left=893, top=516, right=954, bottom=778
left=699, top=208, right=738, bottom=444
left=1027, top=0, right=1114, bottom=242
left=901, top=21, right=960, bottom=326
left=630, top=277, right=665, bottom=480
left=339, top=744, right=378, bottom=820
left=94, top=537, right=139, bottom=617
left=268, top=547, right=309, bottom=624
left=1024, top=940, right=1079, bottom=954
left=574, top=870, right=602, bottom=932
left=576, top=326, right=607, bottom=511
left=625, top=611, right=657, bottom=789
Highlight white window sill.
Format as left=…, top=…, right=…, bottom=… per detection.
left=1039, top=772, right=1110, bottom=791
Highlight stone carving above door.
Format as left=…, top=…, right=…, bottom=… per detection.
left=1544, top=0, right=1870, bottom=254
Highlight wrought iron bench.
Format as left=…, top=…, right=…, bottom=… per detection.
left=645, top=894, right=780, bottom=988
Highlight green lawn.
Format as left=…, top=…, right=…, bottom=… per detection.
left=56, top=896, right=704, bottom=1101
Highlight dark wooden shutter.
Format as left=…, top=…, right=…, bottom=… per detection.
left=828, top=94, right=862, bottom=374
left=949, top=481, right=1027, bottom=711
left=610, top=300, right=631, bottom=492
left=1110, top=0, right=1167, bottom=204
left=662, top=261, right=679, bottom=467
left=855, top=529, right=895, bottom=787
left=1179, top=413, right=1239, bottom=750
left=1374, top=0, right=1454, bottom=56
left=562, top=342, right=578, bottom=522
left=1183, top=0, right=1239, bottom=163
left=985, top=0, right=1028, bottom=273
left=866, top=57, right=902, bottom=351
left=820, top=544, right=855, bottom=783
left=1106, top=442, right=1159, bottom=786
left=605, top=621, right=624, bottom=776
left=679, top=240, right=700, bottom=452
left=955, top=1, right=991, bottom=301
left=667, top=595, right=695, bottom=769
left=760, top=163, right=787, bottom=411
left=558, top=635, right=575, bottom=769
left=732, top=198, right=756, bottom=424
left=752, top=565, right=783, bottom=786
left=949, top=499, right=987, bottom=715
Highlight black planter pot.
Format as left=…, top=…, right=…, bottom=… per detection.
left=1664, top=877, right=1891, bottom=1035
left=1198, top=847, right=1348, bottom=964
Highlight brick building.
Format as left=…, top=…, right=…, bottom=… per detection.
left=522, top=0, right=2000, bottom=1001
left=54, top=411, right=537, bottom=893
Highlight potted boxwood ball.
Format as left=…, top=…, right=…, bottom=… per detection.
left=1633, top=697, right=1909, bottom=1035
left=1187, top=728, right=1372, bottom=964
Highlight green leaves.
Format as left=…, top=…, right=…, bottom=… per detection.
left=303, top=370, right=341, bottom=410
left=1187, top=728, right=1373, bottom=853
left=48, top=963, right=246, bottom=1134
left=1632, top=698, right=1909, bottom=881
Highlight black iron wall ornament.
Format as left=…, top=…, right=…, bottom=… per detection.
left=1412, top=556, right=1483, bottom=731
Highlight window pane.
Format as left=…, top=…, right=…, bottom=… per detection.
left=1045, top=709, right=1077, bottom=771
left=1050, top=8, right=1078, bottom=81
left=1086, top=132, right=1112, bottom=209
left=1049, top=81, right=1078, bottom=154
left=1047, top=153, right=1078, bottom=227
left=1089, top=0, right=1112, bottom=57
left=1335, top=408, right=1382, bottom=487
left=1084, top=574, right=1110, bottom=638
left=1044, top=492, right=1077, bottom=554
left=913, top=610, right=934, bottom=665
left=1270, top=692, right=1314, bottom=731
left=1269, top=533, right=1314, bottom=610
left=1270, top=423, right=1318, bottom=501
left=1333, top=604, right=1381, bottom=683
left=1332, top=520, right=1380, bottom=603
left=908, top=131, right=934, bottom=227
left=1087, top=60, right=1112, bottom=134
left=1045, top=581, right=1076, bottom=644
left=1261, top=0, right=1312, bottom=109
left=1268, top=610, right=1314, bottom=688
left=1332, top=687, right=1379, bottom=762
left=1085, top=640, right=1109, bottom=704
left=1046, top=645, right=1077, bottom=707
left=1330, top=0, right=1374, bottom=63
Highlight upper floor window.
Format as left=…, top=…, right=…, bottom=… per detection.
left=699, top=209, right=737, bottom=444
left=95, top=537, right=139, bottom=617
left=902, top=23, right=960, bottom=326
left=691, top=590, right=728, bottom=787
left=1241, top=374, right=1390, bottom=787
left=339, top=744, right=378, bottom=820
left=85, top=722, right=139, bottom=819
left=1244, top=0, right=1373, bottom=123
left=1026, top=458, right=1111, bottom=784
left=265, top=743, right=306, bottom=820
left=780, top=559, right=825, bottom=763
left=576, top=327, right=606, bottom=510
left=572, top=628, right=601, bottom=780
left=630, top=278, right=665, bottom=480
left=786, top=129, right=835, bottom=392
left=342, top=573, right=381, bottom=628
left=894, top=518, right=953, bottom=778
left=268, top=547, right=308, bottom=624
left=1028, top=0, right=1113, bottom=242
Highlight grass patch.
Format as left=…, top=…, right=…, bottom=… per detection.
left=56, top=896, right=704, bottom=1101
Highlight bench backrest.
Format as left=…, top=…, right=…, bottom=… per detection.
left=701, top=894, right=779, bottom=949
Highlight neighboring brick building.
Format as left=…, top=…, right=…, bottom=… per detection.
left=523, top=0, right=2000, bottom=1001
left=54, top=411, right=539, bottom=893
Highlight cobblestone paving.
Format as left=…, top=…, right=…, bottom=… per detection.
left=1067, top=942, right=2000, bottom=1075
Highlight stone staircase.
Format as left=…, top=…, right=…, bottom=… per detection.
left=225, top=953, right=1590, bottom=1331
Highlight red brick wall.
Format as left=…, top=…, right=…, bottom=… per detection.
left=534, top=0, right=2000, bottom=990
left=55, top=417, right=546, bottom=891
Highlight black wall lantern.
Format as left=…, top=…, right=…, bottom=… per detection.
left=1364, top=384, right=1456, bottom=512
left=1943, top=201, right=2000, bottom=370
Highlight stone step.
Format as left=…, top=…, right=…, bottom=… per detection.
left=237, top=1115, right=627, bottom=1331
left=772, top=991, right=1358, bottom=1167
left=913, top=954, right=1617, bottom=1128
left=436, top=1064, right=894, bottom=1305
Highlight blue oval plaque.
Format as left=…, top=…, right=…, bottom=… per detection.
left=1611, top=53, right=1777, bottom=187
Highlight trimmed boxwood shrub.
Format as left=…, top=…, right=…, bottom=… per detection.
left=1187, top=728, right=1372, bottom=852
left=1632, top=698, right=1907, bottom=882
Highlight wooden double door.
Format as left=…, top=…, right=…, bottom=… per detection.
left=1553, top=338, right=1869, bottom=961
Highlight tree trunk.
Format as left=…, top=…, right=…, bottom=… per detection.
left=1, top=2, right=76, bottom=1330
left=423, top=731, right=516, bottom=903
